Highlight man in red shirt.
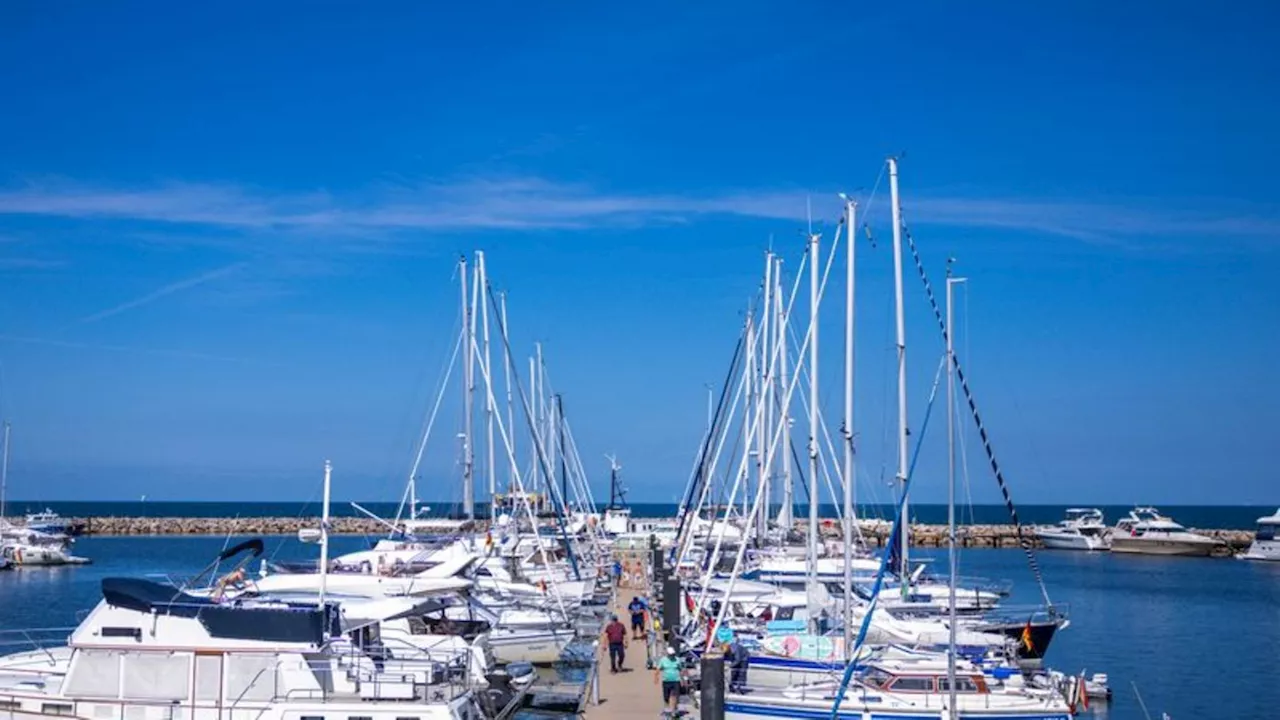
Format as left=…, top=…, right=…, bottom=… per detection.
left=603, top=614, right=629, bottom=672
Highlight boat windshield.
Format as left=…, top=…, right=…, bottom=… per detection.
left=1257, top=523, right=1277, bottom=541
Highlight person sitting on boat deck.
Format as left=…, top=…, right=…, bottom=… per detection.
left=628, top=595, right=648, bottom=639
left=726, top=636, right=750, bottom=693
left=213, top=568, right=246, bottom=601
left=603, top=614, right=629, bottom=673
left=758, top=606, right=773, bottom=623
left=654, top=646, right=683, bottom=712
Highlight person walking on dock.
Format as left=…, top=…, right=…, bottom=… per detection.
left=727, top=636, right=750, bottom=693
left=654, top=646, right=683, bottom=713
left=628, top=595, right=648, bottom=640
left=604, top=614, right=628, bottom=673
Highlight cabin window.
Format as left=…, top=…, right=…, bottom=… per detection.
left=301, top=716, right=324, bottom=720
left=194, top=655, right=222, bottom=702
left=349, top=715, right=373, bottom=720
left=888, top=676, right=935, bottom=692
left=396, top=716, right=420, bottom=720
left=42, top=703, right=75, bottom=716
left=0, top=700, right=21, bottom=710
left=225, top=654, right=277, bottom=703
left=64, top=649, right=123, bottom=699
left=475, top=568, right=492, bottom=577
left=774, top=607, right=794, bottom=621
left=1258, top=525, right=1277, bottom=541
left=939, top=676, right=980, bottom=692
left=122, top=651, right=191, bottom=701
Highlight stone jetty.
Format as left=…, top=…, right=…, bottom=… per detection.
left=46, top=516, right=1256, bottom=554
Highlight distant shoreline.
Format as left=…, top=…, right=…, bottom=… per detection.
left=24, top=515, right=1256, bottom=553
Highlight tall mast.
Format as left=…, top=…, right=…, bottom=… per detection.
left=557, top=394, right=568, bottom=511
left=806, top=229, right=821, bottom=632
left=888, top=157, right=910, bottom=586
left=1, top=421, right=10, bottom=522
left=528, top=355, right=538, bottom=495
left=775, top=258, right=793, bottom=528
left=460, top=255, right=476, bottom=521
left=500, top=292, right=516, bottom=495
left=946, top=274, right=965, bottom=713
left=319, top=459, right=332, bottom=609
left=842, top=197, right=858, bottom=654
left=757, top=254, right=774, bottom=540
left=478, top=252, right=496, bottom=521
left=743, top=310, right=755, bottom=521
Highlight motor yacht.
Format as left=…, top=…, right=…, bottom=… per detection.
left=1238, top=508, right=1280, bottom=561
left=1035, top=508, right=1110, bottom=551
left=1109, top=507, right=1221, bottom=557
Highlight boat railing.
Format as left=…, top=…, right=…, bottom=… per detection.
left=0, top=627, right=74, bottom=661
left=979, top=603, right=1070, bottom=625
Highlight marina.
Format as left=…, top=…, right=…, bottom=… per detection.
left=1, top=219, right=1277, bottom=720
left=1, top=7, right=1277, bottom=719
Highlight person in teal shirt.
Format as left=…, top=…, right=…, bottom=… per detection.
left=653, top=646, right=683, bottom=711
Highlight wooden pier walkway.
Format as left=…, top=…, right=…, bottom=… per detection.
left=585, top=555, right=698, bottom=720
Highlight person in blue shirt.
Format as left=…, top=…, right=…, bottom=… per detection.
left=627, top=595, right=648, bottom=639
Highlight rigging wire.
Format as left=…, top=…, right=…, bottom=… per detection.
left=899, top=210, right=1054, bottom=609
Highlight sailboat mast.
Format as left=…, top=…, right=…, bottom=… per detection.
left=479, top=252, right=496, bottom=521
left=460, top=255, right=476, bottom=521
left=888, top=158, right=910, bottom=585
left=1, top=421, right=9, bottom=522
left=946, top=275, right=964, bottom=713
left=500, top=292, right=516, bottom=495
left=806, top=229, right=821, bottom=632
left=776, top=259, right=793, bottom=528
left=742, top=310, right=755, bottom=521
left=319, top=459, right=332, bottom=609
left=758, top=254, right=774, bottom=540
left=842, top=198, right=857, bottom=654
left=557, top=394, right=568, bottom=511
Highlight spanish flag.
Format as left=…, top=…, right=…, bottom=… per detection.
left=484, top=532, right=494, bottom=550
left=538, top=579, right=548, bottom=593
left=1020, top=619, right=1034, bottom=652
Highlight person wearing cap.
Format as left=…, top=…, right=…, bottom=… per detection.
left=654, top=646, right=683, bottom=711
left=603, top=614, right=628, bottom=673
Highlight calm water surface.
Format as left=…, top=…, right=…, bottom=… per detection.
left=1, top=537, right=1277, bottom=719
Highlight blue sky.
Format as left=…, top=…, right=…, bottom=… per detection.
left=0, top=1, right=1277, bottom=505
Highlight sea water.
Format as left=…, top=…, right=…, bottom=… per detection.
left=1, top=536, right=1277, bottom=719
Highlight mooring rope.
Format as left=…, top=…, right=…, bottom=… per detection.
left=899, top=212, right=1054, bottom=609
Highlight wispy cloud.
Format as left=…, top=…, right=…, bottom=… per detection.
left=0, top=257, right=64, bottom=270
left=78, top=261, right=248, bottom=324
left=0, top=177, right=1276, bottom=249
left=0, top=332, right=268, bottom=365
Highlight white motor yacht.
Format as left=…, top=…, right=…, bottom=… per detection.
left=1035, top=508, right=1110, bottom=551
left=1238, top=508, right=1280, bottom=561
left=0, top=577, right=482, bottom=720
left=1109, top=507, right=1222, bottom=557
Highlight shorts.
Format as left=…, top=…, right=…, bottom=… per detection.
left=631, top=613, right=645, bottom=630
left=662, top=680, right=681, bottom=703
